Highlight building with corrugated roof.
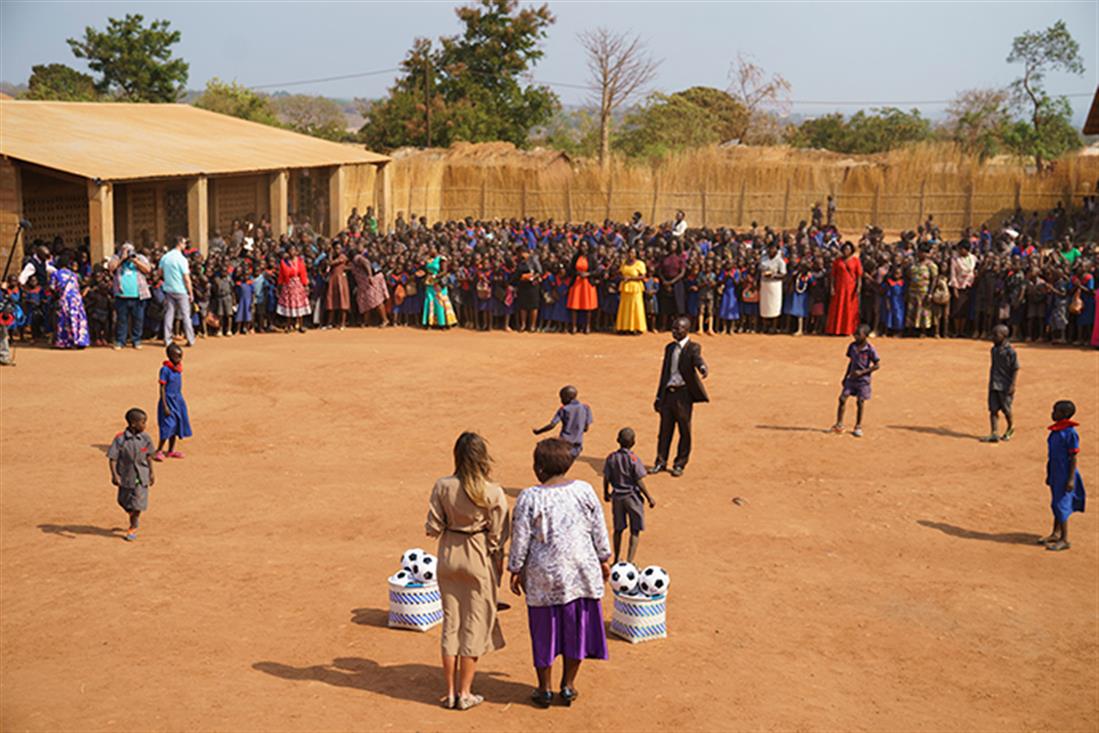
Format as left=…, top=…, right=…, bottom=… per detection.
left=1084, top=86, right=1099, bottom=136
left=0, top=100, right=392, bottom=263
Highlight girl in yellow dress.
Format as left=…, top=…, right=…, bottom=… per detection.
left=616, top=248, right=647, bottom=334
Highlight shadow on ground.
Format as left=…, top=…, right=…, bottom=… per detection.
left=888, top=425, right=979, bottom=441
left=917, top=520, right=1041, bottom=545
left=37, top=524, right=125, bottom=540
left=253, top=657, right=531, bottom=706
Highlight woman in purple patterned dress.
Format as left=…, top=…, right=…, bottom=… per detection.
left=51, top=255, right=90, bottom=349
left=508, top=437, right=611, bottom=708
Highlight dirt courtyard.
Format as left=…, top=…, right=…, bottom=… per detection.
left=1, top=329, right=1096, bottom=731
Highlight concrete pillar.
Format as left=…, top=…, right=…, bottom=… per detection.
left=376, top=163, right=392, bottom=233
left=269, top=169, right=289, bottom=238
left=187, top=175, right=208, bottom=254
left=328, top=165, right=345, bottom=236
left=87, top=179, right=115, bottom=265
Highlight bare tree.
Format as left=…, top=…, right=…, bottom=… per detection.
left=727, top=53, right=791, bottom=143
left=579, top=27, right=660, bottom=166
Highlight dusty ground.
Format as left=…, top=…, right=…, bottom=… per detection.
left=1, top=329, right=1096, bottom=732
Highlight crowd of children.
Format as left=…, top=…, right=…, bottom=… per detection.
left=5, top=198, right=1099, bottom=351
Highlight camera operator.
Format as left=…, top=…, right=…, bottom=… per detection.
left=108, top=242, right=153, bottom=350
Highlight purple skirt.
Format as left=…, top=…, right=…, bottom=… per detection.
left=526, top=597, right=608, bottom=669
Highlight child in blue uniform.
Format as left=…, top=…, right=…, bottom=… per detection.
left=1042, top=400, right=1085, bottom=552
left=108, top=407, right=155, bottom=542
left=154, top=343, right=192, bottom=461
left=532, top=385, right=593, bottom=457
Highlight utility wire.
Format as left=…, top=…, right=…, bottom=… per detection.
left=247, top=64, right=1094, bottom=108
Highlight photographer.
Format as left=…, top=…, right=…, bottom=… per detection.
left=108, top=242, right=152, bottom=350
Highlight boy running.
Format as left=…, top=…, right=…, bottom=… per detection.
left=831, top=323, right=880, bottom=438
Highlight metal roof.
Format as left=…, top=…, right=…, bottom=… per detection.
left=0, top=100, right=388, bottom=181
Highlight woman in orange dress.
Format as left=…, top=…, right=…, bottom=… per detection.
left=826, top=242, right=863, bottom=336
left=567, top=242, right=599, bottom=334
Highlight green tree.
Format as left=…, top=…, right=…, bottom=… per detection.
left=1007, top=19, right=1085, bottom=170
left=1001, top=96, right=1083, bottom=164
left=360, top=0, right=558, bottom=150
left=23, top=63, right=100, bottom=101
left=272, top=94, right=349, bottom=141
left=943, top=88, right=1012, bottom=159
left=614, top=92, right=721, bottom=160
left=669, top=87, right=747, bottom=142
left=788, top=108, right=931, bottom=154
left=193, top=78, right=279, bottom=125
left=67, top=13, right=188, bottom=102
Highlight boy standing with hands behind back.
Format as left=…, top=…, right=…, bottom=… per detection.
left=603, top=428, right=655, bottom=564
left=983, top=324, right=1019, bottom=443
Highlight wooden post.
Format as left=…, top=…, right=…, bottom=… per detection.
left=871, top=184, right=881, bottom=227
left=186, top=175, right=209, bottom=254
left=521, top=179, right=528, bottom=219
left=964, top=181, right=974, bottom=230
left=737, top=179, right=746, bottom=226
left=406, top=179, right=413, bottom=219
left=269, top=169, right=289, bottom=238
left=781, top=179, right=791, bottom=227
left=917, top=180, right=926, bottom=229
left=376, top=163, right=392, bottom=232
left=605, top=179, right=613, bottom=221
left=565, top=178, right=573, bottom=223
left=1014, top=180, right=1022, bottom=211
left=650, top=173, right=659, bottom=224
left=87, top=179, right=115, bottom=265
left=700, top=187, right=707, bottom=228
left=328, top=165, right=345, bottom=236
left=154, top=184, right=166, bottom=244
left=480, top=178, right=487, bottom=219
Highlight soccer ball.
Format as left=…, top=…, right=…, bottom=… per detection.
left=609, top=562, right=640, bottom=595
left=411, top=553, right=438, bottom=583
left=388, top=569, right=414, bottom=586
left=400, top=548, right=426, bottom=572
left=638, top=565, right=670, bottom=597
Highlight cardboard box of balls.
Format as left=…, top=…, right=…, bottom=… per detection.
left=387, top=548, right=443, bottom=632
left=608, top=563, right=669, bottom=643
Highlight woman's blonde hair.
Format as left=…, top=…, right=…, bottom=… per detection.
left=454, top=432, right=493, bottom=508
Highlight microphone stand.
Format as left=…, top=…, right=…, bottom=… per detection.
left=2, top=221, right=28, bottom=282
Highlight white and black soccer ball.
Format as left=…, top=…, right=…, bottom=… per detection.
left=388, top=569, right=414, bottom=586
left=400, top=548, right=427, bottom=573
left=638, top=565, right=670, bottom=597
left=609, top=562, right=640, bottom=595
left=411, top=553, right=438, bottom=583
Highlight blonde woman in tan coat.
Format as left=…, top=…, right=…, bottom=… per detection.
left=426, top=432, right=510, bottom=711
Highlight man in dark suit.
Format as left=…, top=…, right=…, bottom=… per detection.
left=652, top=316, right=709, bottom=477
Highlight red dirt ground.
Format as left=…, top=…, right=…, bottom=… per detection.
left=1, top=330, right=1096, bottom=732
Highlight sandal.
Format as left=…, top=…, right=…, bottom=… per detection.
left=980, top=435, right=999, bottom=443
left=167, top=451, right=185, bottom=459
left=559, top=686, right=579, bottom=707
left=1045, top=540, right=1071, bottom=552
left=457, top=693, right=483, bottom=711
left=530, top=689, right=553, bottom=709
left=440, top=694, right=455, bottom=710
left=852, top=427, right=863, bottom=438
left=124, top=530, right=138, bottom=542
left=830, top=424, right=844, bottom=434
left=1002, top=427, right=1015, bottom=441
left=152, top=451, right=166, bottom=462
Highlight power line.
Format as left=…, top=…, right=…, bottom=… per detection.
left=249, top=67, right=400, bottom=90
left=245, top=63, right=1094, bottom=109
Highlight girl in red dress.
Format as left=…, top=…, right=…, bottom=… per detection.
left=826, top=242, right=863, bottom=336
left=277, top=244, right=311, bottom=333
left=567, top=242, right=599, bottom=334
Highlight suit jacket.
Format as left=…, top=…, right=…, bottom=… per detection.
left=656, top=339, right=709, bottom=405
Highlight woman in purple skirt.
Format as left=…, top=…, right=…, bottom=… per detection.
left=508, top=438, right=611, bottom=708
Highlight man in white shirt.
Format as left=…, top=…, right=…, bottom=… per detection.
left=652, top=317, right=710, bottom=477
left=671, top=210, right=688, bottom=238
left=18, top=245, right=56, bottom=286
left=949, top=241, right=977, bottom=337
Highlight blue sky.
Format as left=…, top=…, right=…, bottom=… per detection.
left=2, top=1, right=1096, bottom=120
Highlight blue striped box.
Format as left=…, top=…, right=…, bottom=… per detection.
left=610, top=592, right=667, bottom=643
left=387, top=581, right=443, bottom=631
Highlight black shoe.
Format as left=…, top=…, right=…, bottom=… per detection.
left=531, top=689, right=553, bottom=708
left=670, top=467, right=684, bottom=477
left=559, top=686, right=579, bottom=707
left=650, top=463, right=666, bottom=474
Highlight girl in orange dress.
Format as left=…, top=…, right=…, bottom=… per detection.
left=567, top=242, right=599, bottom=334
